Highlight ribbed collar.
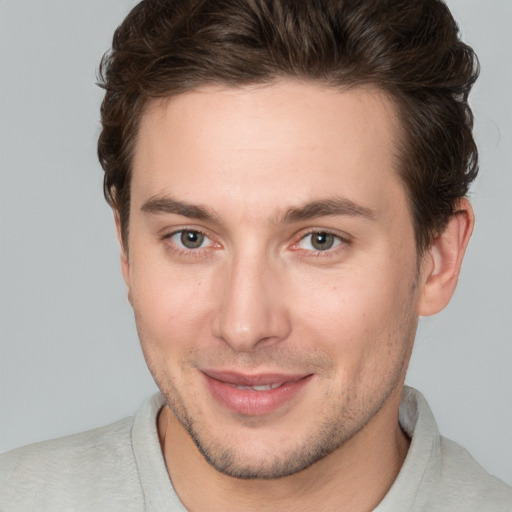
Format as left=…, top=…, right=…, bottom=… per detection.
left=131, top=387, right=438, bottom=511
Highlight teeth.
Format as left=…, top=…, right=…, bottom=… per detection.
left=233, top=383, right=281, bottom=391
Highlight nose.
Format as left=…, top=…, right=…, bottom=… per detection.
left=212, top=251, right=291, bottom=352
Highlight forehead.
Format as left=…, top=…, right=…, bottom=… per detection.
left=131, top=80, right=406, bottom=223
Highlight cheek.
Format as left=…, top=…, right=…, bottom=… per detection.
left=289, top=259, right=418, bottom=359
left=129, top=259, right=213, bottom=345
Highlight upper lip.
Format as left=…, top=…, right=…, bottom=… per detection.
left=201, top=369, right=311, bottom=387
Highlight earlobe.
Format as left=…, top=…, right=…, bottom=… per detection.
left=120, top=251, right=133, bottom=306
left=114, top=212, right=133, bottom=305
left=418, top=198, right=474, bottom=316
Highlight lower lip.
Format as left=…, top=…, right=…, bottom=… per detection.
left=203, top=373, right=312, bottom=416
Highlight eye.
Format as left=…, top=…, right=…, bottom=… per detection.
left=169, top=229, right=212, bottom=250
left=297, top=231, right=343, bottom=251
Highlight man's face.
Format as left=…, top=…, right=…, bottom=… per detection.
left=123, top=81, right=424, bottom=478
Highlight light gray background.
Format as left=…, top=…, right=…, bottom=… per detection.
left=1, top=0, right=511, bottom=487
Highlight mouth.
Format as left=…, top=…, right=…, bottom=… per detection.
left=227, top=383, right=283, bottom=391
left=201, top=370, right=313, bottom=416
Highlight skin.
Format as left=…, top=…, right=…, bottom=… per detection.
left=120, top=81, right=473, bottom=511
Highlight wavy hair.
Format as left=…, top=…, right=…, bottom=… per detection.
left=97, top=0, right=479, bottom=253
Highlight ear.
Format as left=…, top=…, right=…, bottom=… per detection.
left=418, top=198, right=474, bottom=316
left=114, top=212, right=132, bottom=305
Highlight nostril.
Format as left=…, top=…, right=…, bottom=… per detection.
left=212, top=259, right=292, bottom=350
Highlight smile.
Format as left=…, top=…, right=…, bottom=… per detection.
left=201, top=370, right=313, bottom=416
left=229, top=383, right=282, bottom=391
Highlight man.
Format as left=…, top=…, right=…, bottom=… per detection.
left=1, top=0, right=511, bottom=510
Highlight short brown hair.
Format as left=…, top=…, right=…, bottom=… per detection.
left=97, top=0, right=479, bottom=253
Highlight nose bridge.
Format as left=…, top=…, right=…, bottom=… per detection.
left=214, top=244, right=290, bottom=351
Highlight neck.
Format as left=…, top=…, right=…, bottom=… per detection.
left=158, top=386, right=409, bottom=512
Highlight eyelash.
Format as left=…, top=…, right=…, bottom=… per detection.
left=161, top=228, right=351, bottom=259
left=162, top=228, right=218, bottom=257
left=291, top=229, right=350, bottom=258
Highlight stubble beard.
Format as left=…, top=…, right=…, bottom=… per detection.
left=156, top=349, right=411, bottom=480
left=141, top=280, right=419, bottom=480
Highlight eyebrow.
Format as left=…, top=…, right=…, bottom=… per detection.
left=141, top=195, right=376, bottom=224
left=141, top=196, right=219, bottom=223
left=281, top=197, right=377, bottom=223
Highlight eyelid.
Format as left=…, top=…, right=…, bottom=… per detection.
left=289, top=228, right=352, bottom=254
left=162, top=226, right=222, bottom=253
left=161, top=225, right=213, bottom=240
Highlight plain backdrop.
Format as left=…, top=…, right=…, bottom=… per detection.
left=0, top=0, right=511, bottom=487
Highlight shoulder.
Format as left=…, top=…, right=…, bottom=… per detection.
left=434, top=436, right=512, bottom=511
left=0, top=417, right=143, bottom=512
left=381, top=387, right=512, bottom=512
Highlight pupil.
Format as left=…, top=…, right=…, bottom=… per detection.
left=312, top=232, right=334, bottom=250
left=181, top=230, right=204, bottom=249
